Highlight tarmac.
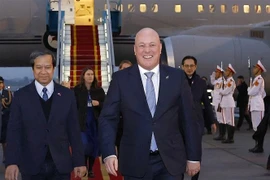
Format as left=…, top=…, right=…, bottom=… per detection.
left=0, top=122, right=269, bottom=180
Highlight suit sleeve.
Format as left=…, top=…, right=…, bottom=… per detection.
left=5, top=91, right=22, bottom=167
left=201, top=83, right=215, bottom=125
left=179, top=71, right=201, bottom=161
left=98, top=73, right=120, bottom=159
left=67, top=92, right=85, bottom=167
left=97, top=88, right=106, bottom=109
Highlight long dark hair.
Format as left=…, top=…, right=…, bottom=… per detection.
left=78, top=67, right=99, bottom=89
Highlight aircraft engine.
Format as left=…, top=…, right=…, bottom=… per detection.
left=163, top=35, right=270, bottom=94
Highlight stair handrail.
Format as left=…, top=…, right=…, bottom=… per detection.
left=55, top=0, right=65, bottom=83
left=104, top=0, right=116, bottom=77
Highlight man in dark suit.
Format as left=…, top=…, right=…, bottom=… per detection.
left=99, top=28, right=201, bottom=179
left=0, top=76, right=12, bottom=162
left=181, top=56, right=216, bottom=180
left=235, top=76, right=252, bottom=130
left=5, top=51, right=86, bottom=180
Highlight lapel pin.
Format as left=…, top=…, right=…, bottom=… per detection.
left=166, top=76, right=169, bottom=79
left=57, top=93, right=61, bottom=96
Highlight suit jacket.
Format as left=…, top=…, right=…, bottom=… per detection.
left=5, top=81, right=84, bottom=175
left=236, top=81, right=249, bottom=107
left=73, top=85, right=105, bottom=131
left=99, top=64, right=201, bottom=177
left=188, top=74, right=215, bottom=135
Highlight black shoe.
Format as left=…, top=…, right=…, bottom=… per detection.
left=249, top=146, right=257, bottom=152
left=222, top=139, right=234, bottom=144
left=88, top=170, right=95, bottom=178
left=251, top=147, right=264, bottom=153
left=213, top=136, right=225, bottom=141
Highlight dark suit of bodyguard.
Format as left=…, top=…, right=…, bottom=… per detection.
left=5, top=51, right=86, bottom=180
left=0, top=77, right=12, bottom=144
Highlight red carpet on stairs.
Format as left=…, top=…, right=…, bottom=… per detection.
left=70, top=25, right=102, bottom=88
left=70, top=157, right=123, bottom=180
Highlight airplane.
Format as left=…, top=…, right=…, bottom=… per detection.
left=1, top=0, right=270, bottom=94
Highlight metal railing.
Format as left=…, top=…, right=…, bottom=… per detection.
left=103, top=0, right=116, bottom=80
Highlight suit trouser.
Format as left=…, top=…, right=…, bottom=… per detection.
left=251, top=111, right=264, bottom=131
left=21, top=158, right=70, bottom=180
left=237, top=106, right=252, bottom=129
left=221, top=107, right=235, bottom=126
left=252, top=111, right=269, bottom=148
left=124, top=154, right=183, bottom=180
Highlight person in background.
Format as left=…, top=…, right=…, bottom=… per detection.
left=0, top=76, right=12, bottom=163
left=5, top=51, right=86, bottom=180
left=99, top=28, right=201, bottom=180
left=220, top=64, right=236, bottom=144
left=115, top=60, right=132, bottom=156
left=73, top=67, right=105, bottom=178
left=201, top=76, right=214, bottom=134
left=248, top=60, right=266, bottom=153
left=182, top=56, right=216, bottom=180
left=119, top=60, right=132, bottom=70
left=235, top=75, right=252, bottom=131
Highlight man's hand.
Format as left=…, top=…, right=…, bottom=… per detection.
left=92, top=100, right=99, bottom=106
left=211, top=123, right=217, bottom=134
left=186, top=161, right=200, bottom=177
left=104, top=156, right=118, bottom=176
left=74, top=166, right=87, bottom=178
left=5, top=165, right=19, bottom=180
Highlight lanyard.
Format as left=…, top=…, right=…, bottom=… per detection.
left=87, top=92, right=92, bottom=107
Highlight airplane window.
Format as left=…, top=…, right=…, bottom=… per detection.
left=266, top=5, right=270, bottom=13
left=198, top=5, right=204, bottom=13
left=117, top=4, right=123, bottom=12
left=175, top=5, right=182, bottom=13
left=243, top=5, right=250, bottom=13
left=151, top=4, right=158, bottom=13
left=221, top=5, right=227, bottom=13
left=128, top=4, right=135, bottom=12
left=255, top=5, right=261, bottom=13
left=140, top=4, right=147, bottom=13
left=232, top=5, right=239, bottom=13
left=209, top=4, right=215, bottom=13
left=104, top=3, right=117, bottom=11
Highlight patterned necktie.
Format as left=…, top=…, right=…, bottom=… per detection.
left=145, top=72, right=157, bottom=151
left=42, top=87, right=48, bottom=101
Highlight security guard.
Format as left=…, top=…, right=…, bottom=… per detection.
left=248, top=60, right=266, bottom=153
left=0, top=76, right=12, bottom=161
left=211, top=65, right=225, bottom=140
left=220, top=64, right=236, bottom=143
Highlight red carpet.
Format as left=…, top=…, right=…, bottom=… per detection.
left=70, top=25, right=101, bottom=87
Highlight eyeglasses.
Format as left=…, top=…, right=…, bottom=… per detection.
left=183, top=64, right=196, bottom=68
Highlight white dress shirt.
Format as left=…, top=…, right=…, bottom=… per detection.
left=138, top=64, right=160, bottom=104
left=35, top=80, right=54, bottom=99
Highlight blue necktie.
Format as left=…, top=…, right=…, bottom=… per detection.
left=145, top=72, right=157, bottom=151
left=42, top=87, right=48, bottom=101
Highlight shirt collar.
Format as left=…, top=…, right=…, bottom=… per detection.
left=35, top=80, right=54, bottom=95
left=138, top=64, right=160, bottom=77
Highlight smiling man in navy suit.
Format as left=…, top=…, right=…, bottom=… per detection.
left=5, top=51, right=86, bottom=180
left=99, top=28, right=201, bottom=180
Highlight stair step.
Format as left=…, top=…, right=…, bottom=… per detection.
left=71, top=25, right=98, bottom=30
left=71, top=61, right=101, bottom=66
